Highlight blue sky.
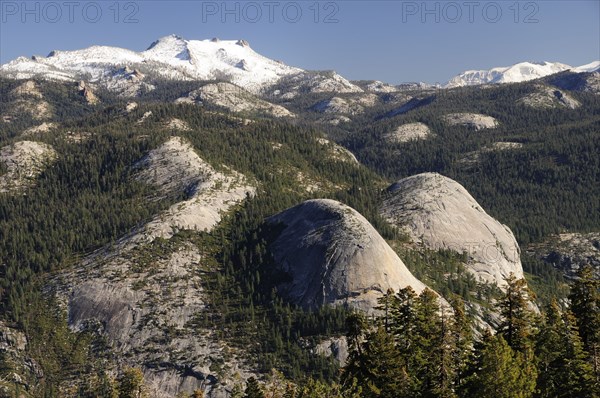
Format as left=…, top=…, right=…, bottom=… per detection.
left=0, top=0, right=598, bottom=84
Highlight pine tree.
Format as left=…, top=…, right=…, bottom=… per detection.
left=534, top=300, right=596, bottom=397
left=357, top=325, right=409, bottom=398
left=117, top=368, right=146, bottom=398
left=558, top=310, right=597, bottom=397
left=429, top=305, right=458, bottom=398
left=569, top=265, right=600, bottom=386
left=497, top=273, right=536, bottom=353
left=449, top=296, right=472, bottom=393
left=244, top=377, right=265, bottom=398
left=465, top=333, right=536, bottom=398
left=96, top=370, right=119, bottom=398
left=535, top=300, right=567, bottom=397
left=375, top=288, right=395, bottom=333
left=342, top=311, right=368, bottom=391
left=391, top=286, right=418, bottom=365
left=413, top=289, right=444, bottom=397
left=385, top=286, right=419, bottom=394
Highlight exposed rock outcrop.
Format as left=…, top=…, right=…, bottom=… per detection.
left=316, top=137, right=359, bottom=164
left=315, top=337, right=349, bottom=365
left=547, top=71, right=600, bottom=95
left=0, top=141, right=57, bottom=193
left=519, top=85, right=580, bottom=109
left=312, top=94, right=378, bottom=115
left=165, top=118, right=191, bottom=131
left=0, top=322, right=42, bottom=397
left=528, top=232, right=600, bottom=279
left=51, top=137, right=257, bottom=397
left=78, top=80, right=99, bottom=105
left=125, top=101, right=138, bottom=113
left=178, top=83, right=294, bottom=118
left=326, top=115, right=352, bottom=125
left=130, top=136, right=255, bottom=243
left=23, top=122, right=58, bottom=135
left=458, top=142, right=524, bottom=165
left=269, top=71, right=363, bottom=98
left=10, top=80, right=43, bottom=98
left=363, top=80, right=399, bottom=93
left=13, top=99, right=53, bottom=121
left=5, top=81, right=53, bottom=122
left=384, top=122, right=433, bottom=143
left=55, top=242, right=255, bottom=398
left=266, top=199, right=430, bottom=312
left=380, top=173, right=524, bottom=288
left=442, top=113, right=498, bottom=130
left=105, top=67, right=154, bottom=98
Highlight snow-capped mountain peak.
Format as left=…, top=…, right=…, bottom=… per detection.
left=144, top=34, right=191, bottom=61
left=573, top=60, right=600, bottom=73
left=445, top=60, right=597, bottom=88
left=0, top=35, right=330, bottom=95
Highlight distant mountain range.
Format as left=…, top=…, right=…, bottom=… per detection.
left=0, top=34, right=598, bottom=94
left=445, top=60, right=600, bottom=88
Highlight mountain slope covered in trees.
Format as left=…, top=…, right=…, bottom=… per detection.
left=0, top=64, right=598, bottom=397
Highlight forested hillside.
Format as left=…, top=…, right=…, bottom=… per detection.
left=0, top=73, right=598, bottom=397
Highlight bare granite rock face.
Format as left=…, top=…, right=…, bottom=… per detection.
left=266, top=199, right=429, bottom=312
left=10, top=80, right=43, bottom=98
left=178, top=82, right=294, bottom=118
left=315, top=337, right=349, bottom=365
left=50, top=137, right=258, bottom=397
left=22, top=122, right=58, bottom=136
left=129, top=136, right=255, bottom=243
left=442, top=113, right=498, bottom=130
left=312, top=94, right=379, bottom=116
left=312, top=97, right=362, bottom=115
left=519, top=85, right=580, bottom=109
left=527, top=232, right=600, bottom=279
left=363, top=80, right=399, bottom=93
left=380, top=173, right=524, bottom=288
left=4, top=81, right=53, bottom=122
left=548, top=71, right=600, bottom=95
left=164, top=118, right=192, bottom=131
left=0, top=141, right=57, bottom=194
left=316, top=137, right=358, bottom=164
left=325, top=115, right=352, bottom=125
left=384, top=122, right=433, bottom=143
left=55, top=243, right=255, bottom=398
left=458, top=141, right=524, bottom=165
left=269, top=71, right=363, bottom=98
left=78, top=80, right=99, bottom=105
left=0, top=322, right=42, bottom=397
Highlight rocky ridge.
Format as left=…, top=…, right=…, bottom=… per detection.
left=0, top=140, right=57, bottom=193
left=384, top=122, right=433, bottom=143
left=51, top=136, right=257, bottom=397
left=177, top=82, right=294, bottom=118
left=519, top=85, right=581, bottom=109
left=442, top=113, right=498, bottom=130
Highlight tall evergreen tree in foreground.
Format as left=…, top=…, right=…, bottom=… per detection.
left=497, top=273, right=536, bottom=353
left=464, top=332, right=536, bottom=398
left=360, top=325, right=409, bottom=398
left=535, top=300, right=596, bottom=397
left=569, top=265, right=600, bottom=390
left=244, top=377, right=265, bottom=398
